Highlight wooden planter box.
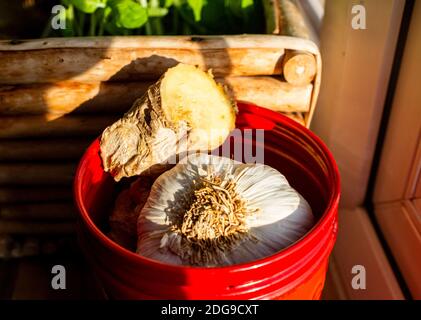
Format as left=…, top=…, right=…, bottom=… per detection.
left=0, top=0, right=321, bottom=257
left=0, top=34, right=320, bottom=126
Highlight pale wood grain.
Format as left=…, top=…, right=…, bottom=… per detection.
left=0, top=77, right=312, bottom=116
left=222, top=76, right=312, bottom=112
left=0, top=36, right=288, bottom=84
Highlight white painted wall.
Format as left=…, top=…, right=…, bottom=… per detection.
left=311, top=0, right=405, bottom=208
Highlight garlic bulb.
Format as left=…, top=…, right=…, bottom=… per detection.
left=137, top=154, right=314, bottom=267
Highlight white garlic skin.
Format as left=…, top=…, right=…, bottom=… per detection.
left=137, top=154, right=314, bottom=267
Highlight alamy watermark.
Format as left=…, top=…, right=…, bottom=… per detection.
left=351, top=4, right=367, bottom=30
left=51, top=265, right=66, bottom=290
left=351, top=264, right=366, bottom=290
left=51, top=5, right=66, bottom=30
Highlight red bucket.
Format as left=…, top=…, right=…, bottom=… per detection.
left=74, top=102, right=340, bottom=300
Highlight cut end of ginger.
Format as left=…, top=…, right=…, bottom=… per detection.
left=161, top=64, right=236, bottom=150
left=100, top=63, right=237, bottom=181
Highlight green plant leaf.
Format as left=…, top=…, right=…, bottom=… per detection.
left=172, top=0, right=183, bottom=7
left=70, top=0, right=106, bottom=13
left=241, top=0, right=254, bottom=20
left=227, top=0, right=254, bottom=18
left=162, top=0, right=174, bottom=7
left=187, top=0, right=205, bottom=21
left=241, top=0, right=254, bottom=9
left=105, top=20, right=123, bottom=35
left=62, top=3, right=75, bottom=36
left=100, top=5, right=112, bottom=22
left=148, top=7, right=169, bottom=18
left=112, top=0, right=148, bottom=29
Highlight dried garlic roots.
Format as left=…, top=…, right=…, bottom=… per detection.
left=100, top=64, right=236, bottom=181
left=137, top=154, right=314, bottom=267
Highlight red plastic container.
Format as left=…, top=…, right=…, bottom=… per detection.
left=74, top=102, right=340, bottom=300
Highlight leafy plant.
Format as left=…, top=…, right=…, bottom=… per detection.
left=187, top=0, right=205, bottom=22
left=45, top=0, right=264, bottom=37
left=113, top=1, right=148, bottom=29
left=71, top=0, right=106, bottom=13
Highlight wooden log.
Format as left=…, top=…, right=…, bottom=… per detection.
left=0, top=203, right=76, bottom=220
left=0, top=221, right=75, bottom=234
left=0, top=36, right=286, bottom=84
left=0, top=139, right=91, bottom=161
left=0, top=77, right=312, bottom=116
left=282, top=50, right=317, bottom=86
left=278, top=0, right=317, bottom=85
left=0, top=82, right=151, bottom=115
left=0, top=164, right=75, bottom=185
left=0, top=115, right=117, bottom=139
left=278, top=0, right=312, bottom=39
left=0, top=187, right=72, bottom=203
left=263, top=0, right=317, bottom=86
left=222, top=77, right=312, bottom=112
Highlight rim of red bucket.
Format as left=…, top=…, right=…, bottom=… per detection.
left=74, top=102, right=340, bottom=273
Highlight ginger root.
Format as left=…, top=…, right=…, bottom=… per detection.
left=100, top=63, right=236, bottom=181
